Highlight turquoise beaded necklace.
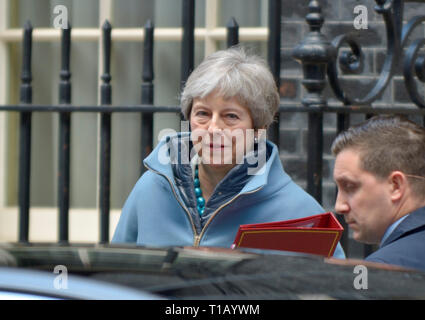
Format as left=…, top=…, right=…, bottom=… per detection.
left=194, top=163, right=205, bottom=216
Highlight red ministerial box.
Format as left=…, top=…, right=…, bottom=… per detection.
left=232, top=212, right=344, bottom=257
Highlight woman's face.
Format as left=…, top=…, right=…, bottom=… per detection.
left=190, top=91, right=255, bottom=169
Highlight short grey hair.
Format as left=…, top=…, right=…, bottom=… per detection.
left=180, top=47, right=280, bottom=129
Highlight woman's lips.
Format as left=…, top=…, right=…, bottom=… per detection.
left=205, top=144, right=228, bottom=149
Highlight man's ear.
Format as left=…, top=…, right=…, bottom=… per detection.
left=388, top=171, right=408, bottom=202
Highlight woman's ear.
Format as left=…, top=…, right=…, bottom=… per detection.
left=388, top=171, right=408, bottom=202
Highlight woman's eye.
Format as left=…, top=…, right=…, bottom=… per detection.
left=195, top=111, right=208, bottom=117
left=226, top=113, right=239, bottom=119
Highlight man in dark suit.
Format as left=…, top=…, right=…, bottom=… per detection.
left=332, top=115, right=425, bottom=272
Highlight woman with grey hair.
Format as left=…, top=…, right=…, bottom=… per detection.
left=112, top=47, right=345, bottom=258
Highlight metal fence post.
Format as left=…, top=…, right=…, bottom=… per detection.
left=292, top=0, right=335, bottom=203
left=58, top=23, right=72, bottom=243
left=226, top=17, right=239, bottom=48
left=181, top=0, right=195, bottom=92
left=335, top=112, right=350, bottom=254
left=99, top=20, right=112, bottom=243
left=267, top=0, right=281, bottom=148
left=141, top=20, right=154, bottom=175
left=18, top=21, right=33, bottom=243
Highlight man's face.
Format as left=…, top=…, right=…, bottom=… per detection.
left=333, top=148, right=394, bottom=244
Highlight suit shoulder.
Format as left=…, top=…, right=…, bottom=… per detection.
left=366, top=230, right=425, bottom=271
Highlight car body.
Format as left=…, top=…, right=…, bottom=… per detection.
left=0, top=243, right=424, bottom=300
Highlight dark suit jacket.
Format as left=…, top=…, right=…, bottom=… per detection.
left=366, top=206, right=425, bottom=272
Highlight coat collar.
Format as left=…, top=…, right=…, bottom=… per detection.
left=143, top=132, right=287, bottom=194
left=381, top=206, right=425, bottom=247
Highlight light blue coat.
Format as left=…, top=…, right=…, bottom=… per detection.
left=112, top=134, right=345, bottom=259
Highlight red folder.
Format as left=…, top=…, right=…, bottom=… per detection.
left=232, top=212, right=344, bottom=257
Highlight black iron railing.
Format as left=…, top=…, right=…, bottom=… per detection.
left=1, top=0, right=425, bottom=259
left=58, top=23, right=71, bottom=244
left=4, top=0, right=282, bottom=245
left=17, top=21, right=33, bottom=243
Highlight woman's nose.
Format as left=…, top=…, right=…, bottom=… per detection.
left=207, top=114, right=223, bottom=133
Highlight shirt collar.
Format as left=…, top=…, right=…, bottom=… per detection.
left=380, top=214, right=410, bottom=247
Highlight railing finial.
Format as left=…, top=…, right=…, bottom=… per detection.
left=306, top=0, right=324, bottom=32
left=226, top=17, right=239, bottom=48
left=142, top=19, right=154, bottom=83
left=20, top=20, right=33, bottom=104
left=292, top=0, right=335, bottom=108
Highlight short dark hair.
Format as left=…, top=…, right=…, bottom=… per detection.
left=332, top=115, right=425, bottom=199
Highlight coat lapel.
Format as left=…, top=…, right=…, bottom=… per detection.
left=381, top=206, right=425, bottom=247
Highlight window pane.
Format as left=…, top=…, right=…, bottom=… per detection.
left=11, top=0, right=99, bottom=28
left=112, top=0, right=153, bottom=28
left=13, top=0, right=52, bottom=28
left=69, top=41, right=99, bottom=208
left=219, top=0, right=264, bottom=27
